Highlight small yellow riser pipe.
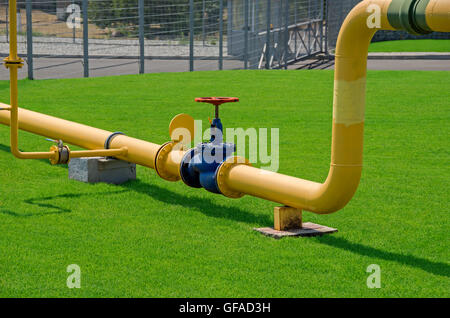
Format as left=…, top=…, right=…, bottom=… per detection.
left=3, top=0, right=56, bottom=160
left=3, top=0, right=131, bottom=162
left=70, top=148, right=128, bottom=158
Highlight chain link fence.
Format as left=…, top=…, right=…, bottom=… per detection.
left=1, top=0, right=447, bottom=79
left=0, top=0, right=327, bottom=78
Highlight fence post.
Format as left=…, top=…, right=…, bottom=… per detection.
left=307, top=0, right=311, bottom=53
left=244, top=0, right=248, bottom=69
left=227, top=0, right=232, bottom=54
left=189, top=0, right=194, bottom=72
left=72, top=0, right=75, bottom=43
left=219, top=0, right=223, bottom=70
left=6, top=5, right=8, bottom=43
left=294, top=0, right=297, bottom=55
left=202, top=0, right=206, bottom=46
left=26, top=0, right=33, bottom=80
left=319, top=0, right=324, bottom=53
left=324, top=0, right=328, bottom=55
left=82, top=0, right=89, bottom=77
left=265, top=0, right=271, bottom=69
left=138, top=0, right=144, bottom=74
left=284, top=0, right=288, bottom=69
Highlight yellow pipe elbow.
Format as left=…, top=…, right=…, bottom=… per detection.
left=219, top=0, right=392, bottom=213
left=221, top=0, right=448, bottom=213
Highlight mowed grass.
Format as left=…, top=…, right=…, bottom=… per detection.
left=0, top=70, right=448, bottom=297
left=369, top=39, right=450, bottom=52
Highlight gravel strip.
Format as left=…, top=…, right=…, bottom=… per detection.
left=0, top=35, right=228, bottom=57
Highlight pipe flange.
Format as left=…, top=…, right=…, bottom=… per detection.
left=387, top=0, right=432, bottom=35
left=154, top=141, right=181, bottom=182
left=179, top=148, right=202, bottom=188
left=215, top=156, right=251, bottom=198
left=104, top=131, right=125, bottom=159
left=104, top=131, right=125, bottom=149
left=49, top=144, right=71, bottom=165
left=3, top=57, right=24, bottom=69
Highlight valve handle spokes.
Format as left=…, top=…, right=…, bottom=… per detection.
left=195, top=97, right=239, bottom=119
left=194, top=97, right=239, bottom=106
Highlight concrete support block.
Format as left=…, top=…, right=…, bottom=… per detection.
left=68, top=157, right=136, bottom=184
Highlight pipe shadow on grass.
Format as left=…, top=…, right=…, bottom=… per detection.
left=121, top=179, right=272, bottom=226
left=0, top=144, right=10, bottom=152
left=315, top=235, right=450, bottom=278
left=0, top=190, right=129, bottom=217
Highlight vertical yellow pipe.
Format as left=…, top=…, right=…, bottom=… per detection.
left=4, top=0, right=128, bottom=162
left=5, top=0, right=57, bottom=160
left=8, top=0, right=17, bottom=59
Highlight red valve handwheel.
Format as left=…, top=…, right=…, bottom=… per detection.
left=195, top=97, right=239, bottom=106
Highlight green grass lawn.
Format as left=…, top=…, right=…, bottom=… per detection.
left=369, top=39, right=450, bottom=52
left=0, top=70, right=448, bottom=297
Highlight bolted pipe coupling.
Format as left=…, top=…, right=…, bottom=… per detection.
left=154, top=141, right=182, bottom=182
left=49, top=140, right=70, bottom=165
left=387, top=0, right=433, bottom=35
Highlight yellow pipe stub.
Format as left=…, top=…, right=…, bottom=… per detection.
left=216, top=156, right=251, bottom=198
left=169, top=113, right=195, bottom=146
left=154, top=141, right=181, bottom=182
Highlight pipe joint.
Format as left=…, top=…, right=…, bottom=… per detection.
left=216, top=156, right=251, bottom=198
left=388, top=0, right=433, bottom=35
left=3, top=56, right=24, bottom=69
left=155, top=141, right=182, bottom=182
left=49, top=142, right=71, bottom=165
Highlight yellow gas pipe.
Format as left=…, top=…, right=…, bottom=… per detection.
left=0, top=0, right=448, bottom=214
left=2, top=0, right=128, bottom=164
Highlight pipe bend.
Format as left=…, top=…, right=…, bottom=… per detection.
left=223, top=0, right=393, bottom=214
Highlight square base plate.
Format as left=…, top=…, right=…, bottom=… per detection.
left=254, top=222, right=337, bottom=239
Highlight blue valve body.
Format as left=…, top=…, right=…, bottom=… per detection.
left=180, top=117, right=236, bottom=194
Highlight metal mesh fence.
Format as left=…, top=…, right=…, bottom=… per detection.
left=1, top=0, right=446, bottom=79
left=325, top=0, right=359, bottom=50
left=228, top=0, right=324, bottom=69
left=0, top=0, right=325, bottom=78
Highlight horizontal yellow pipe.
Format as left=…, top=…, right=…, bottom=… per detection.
left=0, top=106, right=161, bottom=168
left=426, top=0, right=450, bottom=32
left=70, top=147, right=128, bottom=158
